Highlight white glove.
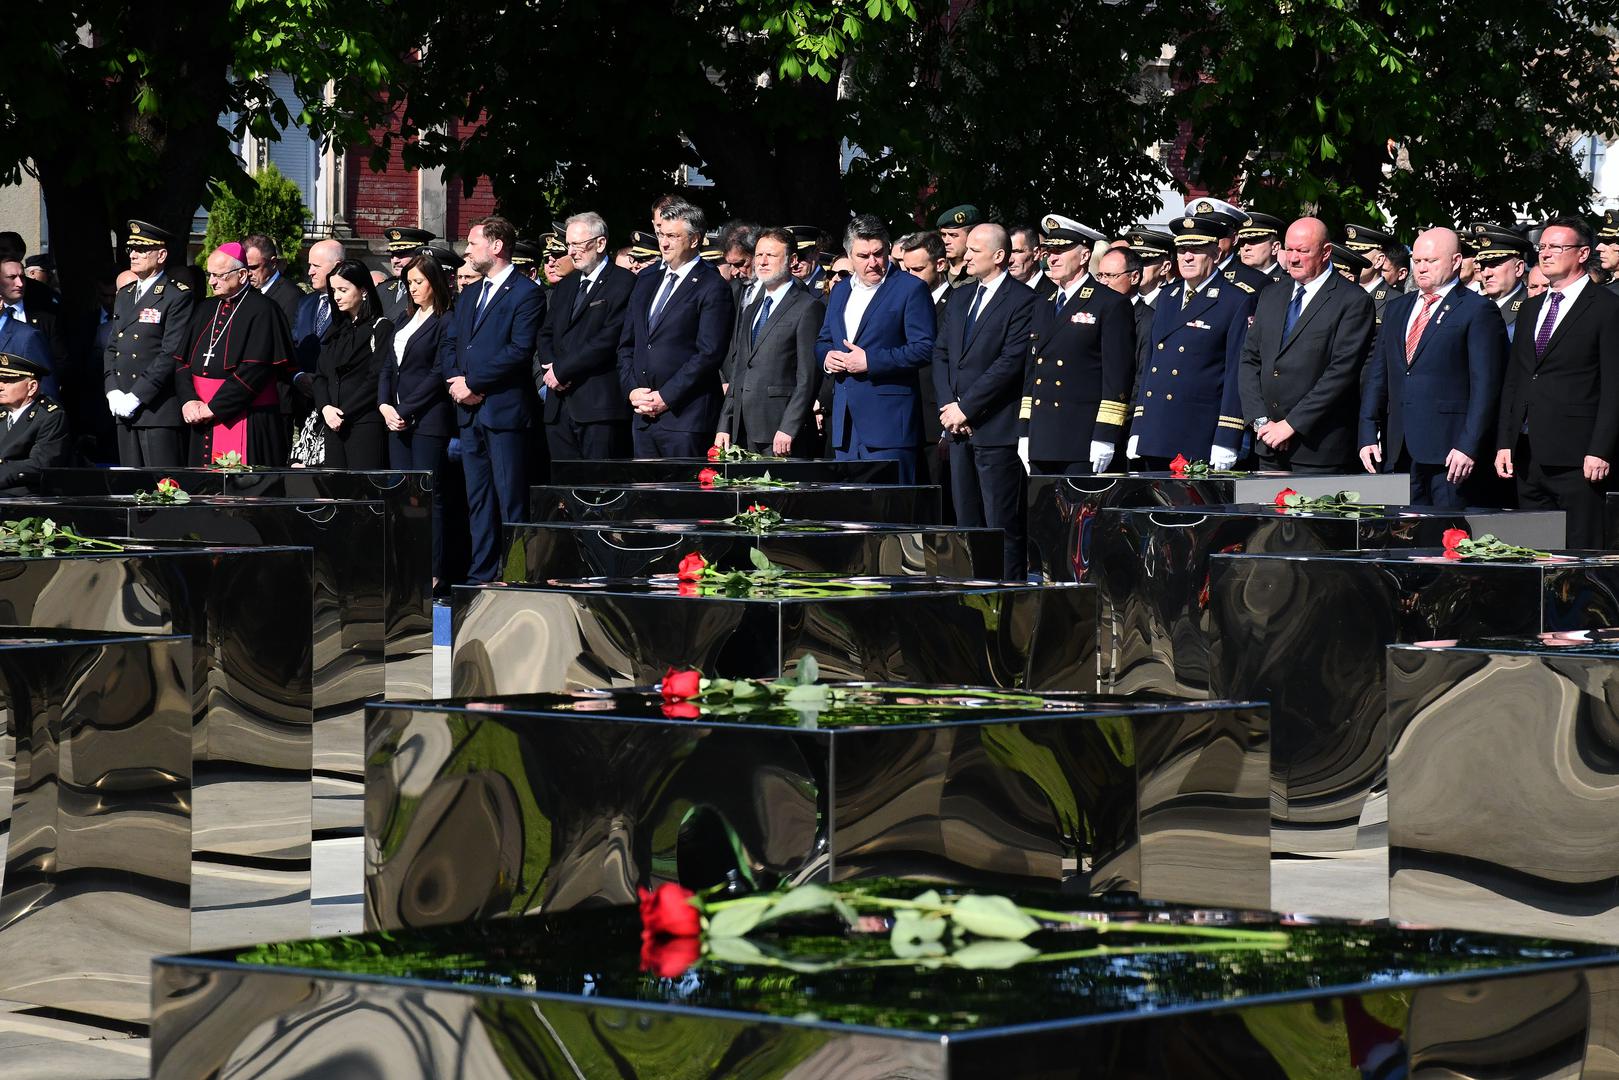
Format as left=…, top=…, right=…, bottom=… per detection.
left=1090, top=440, right=1115, bottom=473
left=1209, top=445, right=1238, bottom=470
left=1126, top=434, right=1140, bottom=460
left=107, top=390, right=138, bottom=419
left=1016, top=436, right=1031, bottom=472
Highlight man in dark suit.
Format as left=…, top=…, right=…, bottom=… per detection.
left=895, top=230, right=952, bottom=513
left=935, top=223, right=1036, bottom=579
left=0, top=257, right=58, bottom=401
left=1496, top=216, right=1619, bottom=548
left=716, top=227, right=823, bottom=456
left=243, top=234, right=303, bottom=328
left=1359, top=227, right=1507, bottom=508
left=816, top=216, right=936, bottom=484
left=440, top=215, right=545, bottom=582
left=1239, top=216, right=1375, bottom=473
left=1471, top=224, right=1532, bottom=342
left=616, top=201, right=735, bottom=458
left=1129, top=215, right=1255, bottom=467
left=291, top=239, right=344, bottom=374
left=537, top=211, right=634, bottom=460
left=103, top=219, right=194, bottom=466
left=1022, top=215, right=1133, bottom=474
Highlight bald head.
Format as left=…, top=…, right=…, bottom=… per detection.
left=1283, top=217, right=1331, bottom=283
left=307, top=239, right=344, bottom=292
left=1410, top=228, right=1461, bottom=294
left=964, top=223, right=1010, bottom=282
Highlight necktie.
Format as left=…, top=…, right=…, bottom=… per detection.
left=315, top=295, right=331, bottom=337
left=648, top=271, right=679, bottom=328
left=751, top=293, right=773, bottom=346
left=1534, top=290, right=1563, bottom=358
left=963, top=284, right=986, bottom=341
left=1181, top=283, right=1195, bottom=310
left=571, top=276, right=591, bottom=321
left=474, top=278, right=493, bottom=320
left=1282, top=283, right=1305, bottom=338
left=1404, top=292, right=1441, bottom=365
left=0, top=307, right=12, bottom=332
left=1053, top=290, right=1065, bottom=319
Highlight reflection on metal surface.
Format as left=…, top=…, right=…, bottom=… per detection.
left=1209, top=550, right=1619, bottom=866
left=450, top=579, right=1099, bottom=697
left=527, top=483, right=941, bottom=526
left=41, top=467, right=435, bottom=705
left=6, top=497, right=384, bottom=835
left=1390, top=640, right=1619, bottom=943
left=551, top=457, right=900, bottom=484
left=502, top=521, right=1005, bottom=581
left=0, top=630, right=190, bottom=1022
left=362, top=690, right=1269, bottom=930
left=151, top=899, right=1619, bottom=1079
left=0, top=546, right=313, bottom=949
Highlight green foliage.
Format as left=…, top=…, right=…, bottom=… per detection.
left=198, top=164, right=309, bottom=270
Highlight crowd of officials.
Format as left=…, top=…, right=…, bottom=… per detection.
left=0, top=191, right=1611, bottom=587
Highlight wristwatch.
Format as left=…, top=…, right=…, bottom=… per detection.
left=1253, top=416, right=1269, bottom=430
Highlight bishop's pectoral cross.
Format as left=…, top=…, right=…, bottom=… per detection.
left=202, top=343, right=216, bottom=365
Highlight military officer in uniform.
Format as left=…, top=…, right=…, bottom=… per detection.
left=1342, top=223, right=1398, bottom=325
left=1126, top=215, right=1255, bottom=468
left=0, top=353, right=69, bottom=495
left=103, top=219, right=193, bottom=466
left=1596, top=210, right=1619, bottom=294
left=1184, top=196, right=1273, bottom=296
left=1332, top=243, right=1372, bottom=283
left=381, top=227, right=435, bottom=322
left=625, top=231, right=659, bottom=272
left=1471, top=223, right=1532, bottom=342
left=1123, top=228, right=1176, bottom=307
left=1019, top=214, right=1134, bottom=474
left=936, top=204, right=981, bottom=288
left=1236, top=213, right=1288, bottom=283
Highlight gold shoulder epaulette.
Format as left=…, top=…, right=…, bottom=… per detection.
left=1233, top=280, right=1256, bottom=294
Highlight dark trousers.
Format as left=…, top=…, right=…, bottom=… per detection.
left=115, top=423, right=185, bottom=468
left=1253, top=442, right=1351, bottom=474
left=389, top=430, right=450, bottom=586
left=1405, top=461, right=1467, bottom=510
left=546, top=415, right=630, bottom=462
left=1515, top=437, right=1607, bottom=549
left=322, top=420, right=387, bottom=469
left=837, top=435, right=919, bottom=485
left=923, top=437, right=955, bottom=523
left=948, top=439, right=1027, bottom=580
left=631, top=421, right=708, bottom=458
left=461, top=424, right=530, bottom=583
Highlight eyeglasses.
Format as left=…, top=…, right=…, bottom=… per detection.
left=1536, top=243, right=1585, bottom=253
left=831, top=270, right=852, bottom=281
left=565, top=237, right=604, bottom=251
left=1094, top=270, right=1138, bottom=281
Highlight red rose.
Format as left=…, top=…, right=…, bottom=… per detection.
left=158, top=477, right=179, bottom=490
left=661, top=666, right=701, bottom=700
left=1442, top=528, right=1469, bottom=553
left=640, top=930, right=701, bottom=977
left=1443, top=549, right=1463, bottom=560
left=677, top=552, right=707, bottom=581
left=678, top=581, right=699, bottom=597
left=1274, top=487, right=1299, bottom=507
left=707, top=445, right=722, bottom=461
left=1168, top=453, right=1189, bottom=477
left=662, top=699, right=701, bottom=719
left=698, top=467, right=720, bottom=488
left=747, top=503, right=767, bottom=513
left=639, top=882, right=701, bottom=938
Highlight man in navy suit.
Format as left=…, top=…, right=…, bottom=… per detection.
left=0, top=258, right=56, bottom=400
left=934, top=223, right=1036, bottom=579
left=440, top=215, right=544, bottom=582
left=540, top=211, right=635, bottom=459
left=616, top=201, right=735, bottom=457
left=1359, top=227, right=1507, bottom=508
left=815, top=215, right=936, bottom=484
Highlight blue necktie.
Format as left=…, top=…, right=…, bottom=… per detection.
left=474, top=279, right=493, bottom=321
left=649, top=271, right=678, bottom=328
left=315, top=295, right=331, bottom=336
left=1053, top=290, right=1065, bottom=319
left=750, top=294, right=773, bottom=347
left=1282, top=283, right=1305, bottom=338
left=963, top=284, right=986, bottom=341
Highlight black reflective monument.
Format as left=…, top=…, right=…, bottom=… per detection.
left=551, top=457, right=899, bottom=485
left=528, top=482, right=940, bottom=526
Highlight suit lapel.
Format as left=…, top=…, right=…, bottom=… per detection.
left=963, top=281, right=1009, bottom=350
left=1177, top=279, right=1220, bottom=328
left=1279, top=272, right=1338, bottom=351
left=852, top=277, right=889, bottom=344
left=472, top=277, right=512, bottom=335
left=748, top=286, right=801, bottom=360
left=1409, top=289, right=1460, bottom=368
left=1538, top=282, right=1596, bottom=362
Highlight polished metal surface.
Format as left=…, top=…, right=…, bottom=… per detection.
left=40, top=467, right=434, bottom=703
left=0, top=545, right=313, bottom=949
left=362, top=690, right=1269, bottom=929
left=1097, top=504, right=1566, bottom=698
left=6, top=497, right=383, bottom=835
left=551, top=457, right=900, bottom=484
left=0, top=630, right=190, bottom=1022
left=1390, top=637, right=1619, bottom=943
left=1027, top=470, right=1428, bottom=581
left=151, top=900, right=1619, bottom=1079
left=1209, top=550, right=1619, bottom=865
left=528, top=482, right=941, bottom=526
left=450, top=578, right=1098, bottom=696
left=503, top=520, right=1004, bottom=581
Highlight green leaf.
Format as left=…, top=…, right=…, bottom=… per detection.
left=705, top=935, right=769, bottom=965
left=749, top=546, right=773, bottom=571
left=948, top=894, right=1040, bottom=940
left=949, top=940, right=1039, bottom=969
left=783, top=683, right=829, bottom=707
left=890, top=909, right=948, bottom=954
left=706, top=896, right=775, bottom=938
left=797, top=653, right=819, bottom=685
left=759, top=883, right=836, bottom=923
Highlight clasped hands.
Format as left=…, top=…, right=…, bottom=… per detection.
left=939, top=401, right=972, bottom=437
left=822, top=339, right=869, bottom=376
left=629, top=388, right=668, bottom=417
left=180, top=400, right=214, bottom=425
left=105, top=390, right=140, bottom=419
left=447, top=375, right=484, bottom=406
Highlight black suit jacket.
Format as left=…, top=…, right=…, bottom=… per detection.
left=314, top=317, right=392, bottom=426
left=262, top=275, right=303, bottom=328
left=718, top=282, right=824, bottom=446
left=616, top=259, right=736, bottom=434
left=933, top=275, right=1036, bottom=446
left=1132, top=296, right=1155, bottom=400
left=1497, top=279, right=1619, bottom=466
left=1238, top=271, right=1375, bottom=467
left=378, top=311, right=453, bottom=437
left=539, top=263, right=636, bottom=425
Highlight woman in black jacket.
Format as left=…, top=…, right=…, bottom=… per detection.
left=378, top=253, right=456, bottom=591
left=314, top=260, right=391, bottom=468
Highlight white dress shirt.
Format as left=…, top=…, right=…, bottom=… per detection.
left=1535, top=273, right=1589, bottom=342
left=843, top=275, right=882, bottom=344
left=393, top=308, right=432, bottom=367
left=1404, top=279, right=1458, bottom=340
